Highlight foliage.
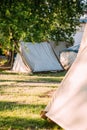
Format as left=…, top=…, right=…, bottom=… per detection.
left=0, top=0, right=85, bottom=50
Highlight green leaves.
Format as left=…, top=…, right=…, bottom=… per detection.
left=0, top=0, right=84, bottom=49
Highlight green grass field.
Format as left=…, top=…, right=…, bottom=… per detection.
left=0, top=71, right=66, bottom=130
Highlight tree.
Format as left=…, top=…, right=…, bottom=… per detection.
left=0, top=0, right=85, bottom=51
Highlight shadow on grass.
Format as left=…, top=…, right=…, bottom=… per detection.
left=0, top=101, right=63, bottom=130
left=0, top=101, right=45, bottom=111
left=0, top=70, right=66, bottom=77
left=0, top=71, right=20, bottom=75
left=0, top=116, right=62, bottom=130
left=0, top=71, right=66, bottom=84
left=0, top=79, right=62, bottom=83
left=33, top=71, right=66, bottom=77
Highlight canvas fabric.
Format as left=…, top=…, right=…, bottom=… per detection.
left=44, top=24, right=87, bottom=130
left=21, top=42, right=63, bottom=72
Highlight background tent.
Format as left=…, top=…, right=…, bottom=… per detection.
left=12, top=42, right=63, bottom=73
left=12, top=53, right=31, bottom=73
left=59, top=22, right=86, bottom=70
left=73, top=14, right=87, bottom=46
left=59, top=44, right=80, bottom=70
left=72, top=24, right=85, bottom=45
left=49, top=41, right=67, bottom=59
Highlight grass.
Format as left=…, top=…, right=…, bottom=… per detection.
left=0, top=70, right=66, bottom=130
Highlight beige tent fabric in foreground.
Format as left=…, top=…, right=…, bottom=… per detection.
left=44, top=23, right=87, bottom=130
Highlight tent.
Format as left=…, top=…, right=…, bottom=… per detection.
left=12, top=42, right=63, bottom=73
left=12, top=53, right=31, bottom=73
left=73, top=24, right=85, bottom=45
left=43, top=24, right=87, bottom=130
left=73, top=15, right=87, bottom=46
left=59, top=23, right=86, bottom=70
left=59, top=44, right=80, bottom=70
left=49, top=41, right=67, bottom=59
left=49, top=25, right=85, bottom=71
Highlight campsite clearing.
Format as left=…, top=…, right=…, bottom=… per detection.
left=0, top=70, right=66, bottom=130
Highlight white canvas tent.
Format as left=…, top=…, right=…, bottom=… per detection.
left=49, top=41, right=67, bottom=59
left=59, top=44, right=80, bottom=70
left=73, top=23, right=85, bottom=45
left=12, top=53, right=31, bottom=73
left=12, top=42, right=63, bottom=73
left=59, top=24, right=86, bottom=70
left=73, top=13, right=87, bottom=46
left=49, top=25, right=85, bottom=71
left=43, top=24, right=87, bottom=130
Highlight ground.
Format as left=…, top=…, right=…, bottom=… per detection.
left=0, top=70, right=65, bottom=130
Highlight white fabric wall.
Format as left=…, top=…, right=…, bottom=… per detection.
left=21, top=42, right=63, bottom=72
left=73, top=24, right=85, bottom=45
left=12, top=53, right=31, bottom=73
left=50, top=41, right=67, bottom=59
left=60, top=51, right=77, bottom=70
